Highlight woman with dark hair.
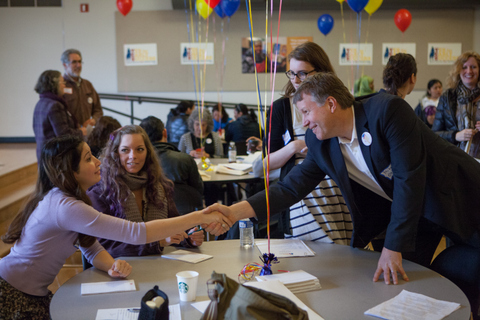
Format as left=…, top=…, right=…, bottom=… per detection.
left=86, top=116, right=121, bottom=158
left=0, top=135, right=230, bottom=319
left=432, top=51, right=480, bottom=149
left=178, top=108, right=223, bottom=158
left=225, top=103, right=261, bottom=144
left=415, top=79, right=442, bottom=128
left=166, top=100, right=195, bottom=147
left=252, top=41, right=352, bottom=244
left=33, top=70, right=85, bottom=160
left=382, top=53, right=417, bottom=99
left=212, top=103, right=232, bottom=132
left=87, top=125, right=205, bottom=257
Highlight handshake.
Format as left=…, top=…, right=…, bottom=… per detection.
left=198, top=202, right=254, bottom=236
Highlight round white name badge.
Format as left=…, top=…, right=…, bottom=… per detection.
left=361, top=132, right=372, bottom=146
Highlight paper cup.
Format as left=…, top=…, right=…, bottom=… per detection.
left=176, top=271, right=199, bottom=302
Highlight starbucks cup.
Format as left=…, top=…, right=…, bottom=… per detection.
left=176, top=271, right=199, bottom=302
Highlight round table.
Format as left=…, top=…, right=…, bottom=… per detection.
left=50, top=240, right=470, bottom=319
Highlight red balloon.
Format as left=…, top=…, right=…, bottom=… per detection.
left=117, top=0, right=133, bottom=16
left=394, top=9, right=411, bottom=33
left=206, top=0, right=221, bottom=8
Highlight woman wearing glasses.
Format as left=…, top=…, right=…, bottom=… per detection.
left=258, top=42, right=352, bottom=244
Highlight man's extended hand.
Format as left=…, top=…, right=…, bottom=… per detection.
left=373, top=247, right=409, bottom=285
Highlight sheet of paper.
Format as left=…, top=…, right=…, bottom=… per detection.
left=364, top=290, right=461, bottom=320
left=161, top=249, right=213, bottom=263
left=255, top=239, right=315, bottom=258
left=191, top=300, right=211, bottom=313
left=95, top=304, right=181, bottom=320
left=81, top=279, right=136, bottom=295
left=245, top=280, right=324, bottom=320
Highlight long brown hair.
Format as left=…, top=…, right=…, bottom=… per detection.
left=283, top=42, right=335, bottom=97
left=2, top=135, right=95, bottom=247
left=383, top=53, right=417, bottom=95
left=99, top=125, right=174, bottom=214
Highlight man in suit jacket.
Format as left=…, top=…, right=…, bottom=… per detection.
left=205, top=73, right=480, bottom=313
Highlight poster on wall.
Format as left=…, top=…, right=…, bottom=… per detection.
left=427, top=43, right=462, bottom=65
left=180, top=43, right=214, bottom=65
left=241, top=37, right=313, bottom=73
left=339, top=44, right=373, bottom=66
left=124, top=43, right=158, bottom=66
left=382, top=43, right=416, bottom=65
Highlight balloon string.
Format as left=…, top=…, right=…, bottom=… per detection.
left=362, top=14, right=371, bottom=77
left=348, top=10, right=354, bottom=93
left=356, top=12, right=361, bottom=84
left=246, top=0, right=263, bottom=131
left=340, top=2, right=346, bottom=44
left=185, top=0, right=200, bottom=105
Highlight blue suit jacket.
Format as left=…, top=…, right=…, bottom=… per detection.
left=248, top=92, right=480, bottom=252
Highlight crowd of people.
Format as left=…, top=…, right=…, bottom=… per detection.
left=1, top=43, right=480, bottom=319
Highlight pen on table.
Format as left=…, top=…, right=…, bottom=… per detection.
left=188, top=226, right=204, bottom=235
left=127, top=307, right=140, bottom=312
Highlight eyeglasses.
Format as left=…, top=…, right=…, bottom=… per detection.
left=68, top=60, right=83, bottom=65
left=285, top=69, right=316, bottom=81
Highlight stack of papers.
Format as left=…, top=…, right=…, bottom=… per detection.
left=216, top=163, right=252, bottom=175
left=255, top=270, right=321, bottom=294
left=161, top=249, right=213, bottom=264
left=255, top=239, right=316, bottom=258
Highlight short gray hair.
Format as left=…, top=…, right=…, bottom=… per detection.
left=61, top=49, right=82, bottom=64
left=188, top=108, right=213, bottom=135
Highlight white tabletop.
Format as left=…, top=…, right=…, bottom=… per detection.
left=50, top=240, right=470, bottom=319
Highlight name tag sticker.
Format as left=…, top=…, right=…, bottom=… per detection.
left=87, top=97, right=93, bottom=104
left=282, top=130, right=291, bottom=146
left=380, top=164, right=393, bottom=180
left=63, top=87, right=73, bottom=94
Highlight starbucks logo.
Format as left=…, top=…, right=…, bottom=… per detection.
left=178, top=282, right=189, bottom=294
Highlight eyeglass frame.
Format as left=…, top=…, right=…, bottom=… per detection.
left=285, top=69, right=317, bottom=81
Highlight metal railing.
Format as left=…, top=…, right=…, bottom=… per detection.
left=98, top=93, right=259, bottom=124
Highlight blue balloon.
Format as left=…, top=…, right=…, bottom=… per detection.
left=317, top=14, right=334, bottom=36
left=214, top=2, right=226, bottom=18
left=221, top=0, right=240, bottom=17
left=347, top=0, right=369, bottom=13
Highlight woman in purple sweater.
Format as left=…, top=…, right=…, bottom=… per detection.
left=0, top=135, right=231, bottom=319
left=88, top=125, right=205, bottom=258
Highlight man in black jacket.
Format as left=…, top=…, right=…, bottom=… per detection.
left=140, top=116, right=204, bottom=214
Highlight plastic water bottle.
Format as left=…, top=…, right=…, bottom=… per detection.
left=239, top=218, right=254, bottom=248
left=228, top=141, right=237, bottom=163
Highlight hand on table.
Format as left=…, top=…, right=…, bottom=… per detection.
left=160, top=232, right=187, bottom=247
left=291, top=139, right=308, bottom=157
left=373, top=247, right=409, bottom=285
left=108, top=259, right=132, bottom=278
left=187, top=226, right=204, bottom=246
left=456, top=128, right=478, bottom=142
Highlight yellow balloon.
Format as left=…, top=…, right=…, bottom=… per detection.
left=364, top=0, right=382, bottom=15
left=196, top=0, right=213, bottom=19
left=336, top=0, right=345, bottom=3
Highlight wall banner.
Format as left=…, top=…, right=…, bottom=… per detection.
left=180, top=43, right=214, bottom=65
left=124, top=43, right=158, bottom=66
left=339, top=43, right=373, bottom=66
left=427, top=43, right=462, bottom=65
